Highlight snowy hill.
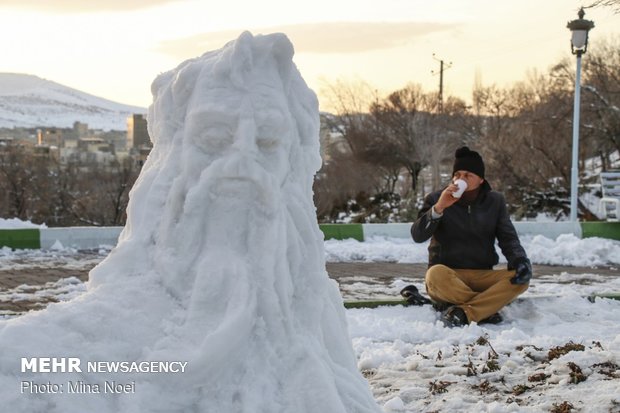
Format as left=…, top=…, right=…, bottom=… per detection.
left=0, top=73, right=146, bottom=131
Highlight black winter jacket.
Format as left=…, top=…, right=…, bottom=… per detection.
left=411, top=184, right=527, bottom=270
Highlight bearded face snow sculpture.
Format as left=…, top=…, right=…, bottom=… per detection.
left=90, top=31, right=380, bottom=413
left=127, top=32, right=321, bottom=300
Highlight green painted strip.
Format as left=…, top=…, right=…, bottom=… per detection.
left=344, top=294, right=620, bottom=309
left=344, top=299, right=408, bottom=309
left=590, top=293, right=620, bottom=301
left=0, top=229, right=41, bottom=250
left=319, top=224, right=364, bottom=241
left=580, top=222, right=620, bottom=240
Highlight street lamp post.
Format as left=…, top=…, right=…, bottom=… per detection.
left=566, top=8, right=594, bottom=222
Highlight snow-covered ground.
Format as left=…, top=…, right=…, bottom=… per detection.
left=1, top=235, right=619, bottom=412
left=350, top=293, right=620, bottom=413
left=330, top=236, right=620, bottom=412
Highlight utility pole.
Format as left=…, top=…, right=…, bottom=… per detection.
left=429, top=54, right=452, bottom=191
left=431, top=54, right=452, bottom=113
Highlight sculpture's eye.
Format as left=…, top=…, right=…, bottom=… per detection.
left=193, top=124, right=233, bottom=153
left=205, top=130, right=234, bottom=151
left=257, top=135, right=280, bottom=152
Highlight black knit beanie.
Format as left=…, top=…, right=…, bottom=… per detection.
left=452, top=146, right=485, bottom=178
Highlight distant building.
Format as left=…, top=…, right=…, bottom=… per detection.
left=134, top=147, right=151, bottom=167
left=127, top=114, right=150, bottom=150
left=77, top=137, right=114, bottom=154
left=0, top=136, right=15, bottom=153
left=0, top=136, right=14, bottom=145
left=73, top=121, right=89, bottom=139
left=33, top=144, right=60, bottom=160
left=39, top=128, right=63, bottom=148
left=59, top=122, right=89, bottom=143
left=60, top=137, right=115, bottom=166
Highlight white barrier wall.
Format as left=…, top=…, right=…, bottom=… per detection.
left=513, top=221, right=582, bottom=239
left=35, top=222, right=582, bottom=250
left=362, top=223, right=411, bottom=239
left=40, top=227, right=123, bottom=249
left=363, top=222, right=582, bottom=240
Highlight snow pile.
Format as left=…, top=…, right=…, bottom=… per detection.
left=0, top=246, right=109, bottom=271
left=0, top=277, right=85, bottom=306
left=0, top=32, right=379, bottom=412
left=325, top=236, right=428, bottom=263
left=0, top=218, right=46, bottom=229
left=525, top=233, right=620, bottom=267
left=325, top=235, right=620, bottom=266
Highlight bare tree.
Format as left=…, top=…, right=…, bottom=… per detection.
left=69, top=159, right=139, bottom=226
left=321, top=80, right=401, bottom=195
left=0, top=143, right=55, bottom=222
left=587, top=0, right=620, bottom=12
left=581, top=38, right=620, bottom=163
left=319, top=80, right=472, bottom=221
left=0, top=144, right=31, bottom=218
left=415, top=95, right=473, bottom=191
left=355, top=83, right=468, bottom=193
left=0, top=141, right=141, bottom=227
left=313, top=149, right=382, bottom=222
left=473, top=70, right=579, bottom=218
left=369, top=84, right=434, bottom=193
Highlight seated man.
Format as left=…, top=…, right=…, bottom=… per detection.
left=411, top=146, right=532, bottom=327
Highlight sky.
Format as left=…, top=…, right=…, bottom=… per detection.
left=0, top=0, right=618, bottom=112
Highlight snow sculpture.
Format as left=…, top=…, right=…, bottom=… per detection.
left=0, top=32, right=380, bottom=413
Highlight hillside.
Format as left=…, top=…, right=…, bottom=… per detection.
left=0, top=73, right=146, bottom=131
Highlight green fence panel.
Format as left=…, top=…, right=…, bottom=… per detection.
left=319, top=224, right=364, bottom=241
left=580, top=222, right=620, bottom=241
left=344, top=299, right=408, bottom=309
left=0, top=229, right=41, bottom=249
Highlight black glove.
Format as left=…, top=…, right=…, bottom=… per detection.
left=400, top=285, right=432, bottom=306
left=510, top=257, right=532, bottom=285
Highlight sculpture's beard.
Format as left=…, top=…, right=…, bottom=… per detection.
left=158, top=152, right=290, bottom=339
left=200, top=153, right=282, bottom=257
left=138, top=146, right=358, bottom=412
left=135, top=152, right=301, bottom=402
left=154, top=151, right=285, bottom=295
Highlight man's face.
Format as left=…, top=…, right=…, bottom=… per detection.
left=453, top=170, right=484, bottom=192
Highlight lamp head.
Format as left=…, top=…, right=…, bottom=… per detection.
left=567, top=8, right=595, bottom=56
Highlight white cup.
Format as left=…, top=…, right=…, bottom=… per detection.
left=452, top=179, right=468, bottom=198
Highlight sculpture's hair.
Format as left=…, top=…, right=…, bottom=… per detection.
left=93, top=32, right=326, bottom=284
left=148, top=32, right=321, bottom=187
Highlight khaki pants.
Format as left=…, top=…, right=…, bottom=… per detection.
left=425, top=264, right=529, bottom=323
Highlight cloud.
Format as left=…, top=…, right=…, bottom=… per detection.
left=0, top=0, right=186, bottom=13
left=156, top=21, right=457, bottom=58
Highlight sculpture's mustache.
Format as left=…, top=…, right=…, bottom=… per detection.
left=204, top=154, right=280, bottom=214
left=211, top=177, right=257, bottom=198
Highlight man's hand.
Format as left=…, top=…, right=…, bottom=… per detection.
left=510, top=258, right=532, bottom=285
left=434, top=182, right=460, bottom=214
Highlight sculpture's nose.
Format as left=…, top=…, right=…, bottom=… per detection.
left=232, top=101, right=257, bottom=154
